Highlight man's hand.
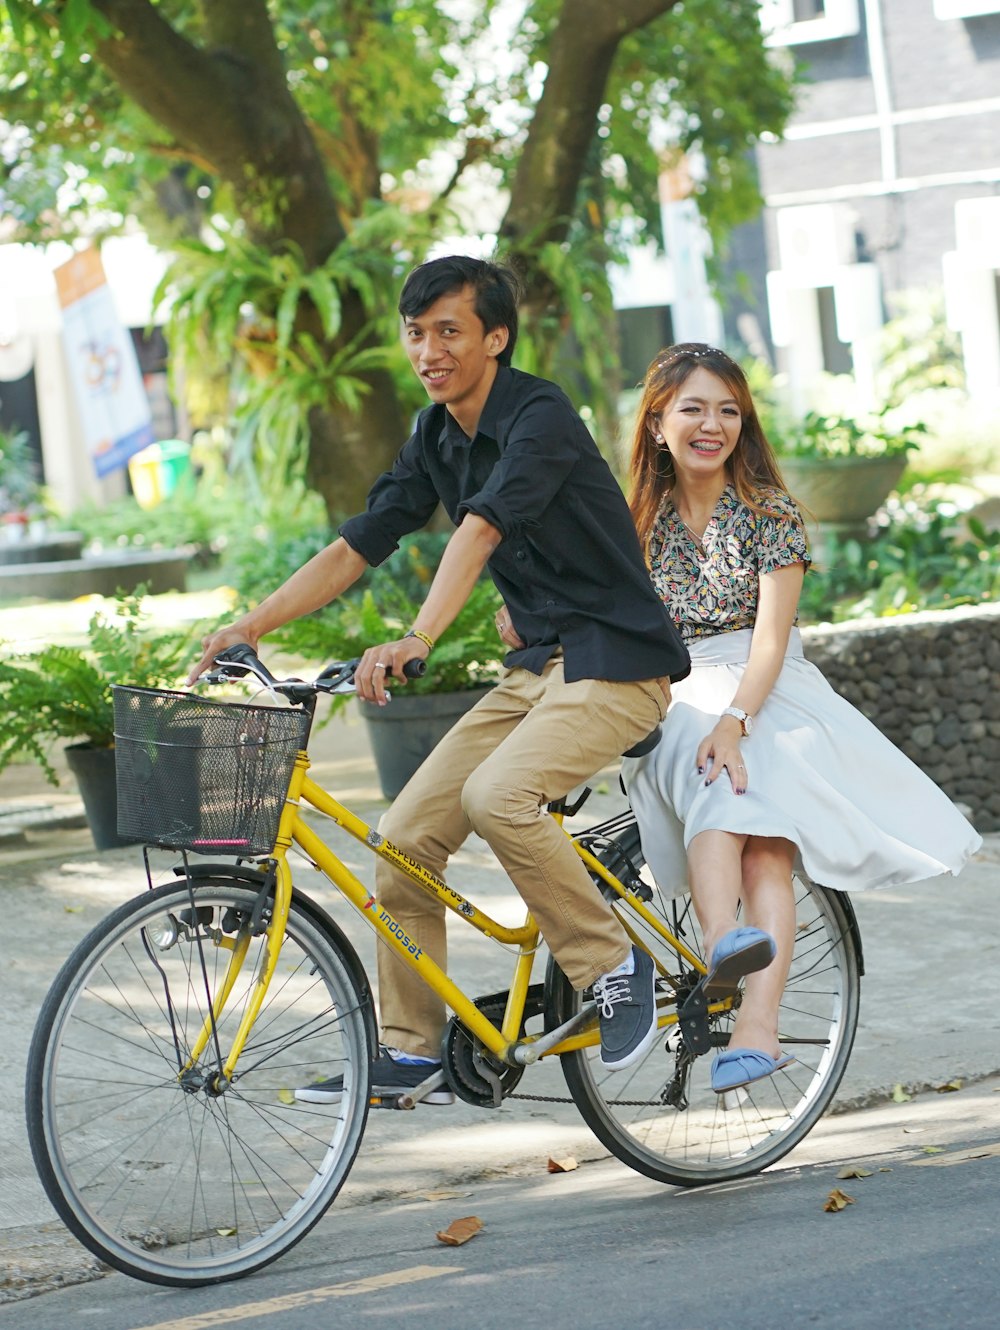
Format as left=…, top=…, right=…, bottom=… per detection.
left=355, top=636, right=430, bottom=705
left=494, top=603, right=526, bottom=650
left=188, top=622, right=259, bottom=684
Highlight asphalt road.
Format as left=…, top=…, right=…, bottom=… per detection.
left=3, top=1077, right=998, bottom=1330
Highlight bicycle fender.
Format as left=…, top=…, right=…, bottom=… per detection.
left=169, top=861, right=379, bottom=1051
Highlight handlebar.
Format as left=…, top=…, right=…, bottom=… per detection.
left=204, top=643, right=426, bottom=704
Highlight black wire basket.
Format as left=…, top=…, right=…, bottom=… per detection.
left=113, top=686, right=311, bottom=856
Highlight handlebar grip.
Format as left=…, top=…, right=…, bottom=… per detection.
left=215, top=643, right=258, bottom=667
left=214, top=643, right=279, bottom=686
left=403, top=658, right=427, bottom=679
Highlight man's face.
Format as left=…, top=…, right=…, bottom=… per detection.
left=401, top=285, right=508, bottom=413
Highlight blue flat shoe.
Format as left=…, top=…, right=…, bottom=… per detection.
left=711, top=1047, right=795, bottom=1093
left=703, top=926, right=776, bottom=999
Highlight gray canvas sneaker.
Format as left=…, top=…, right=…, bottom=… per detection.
left=295, top=1047, right=455, bottom=1105
left=593, top=946, right=658, bottom=1070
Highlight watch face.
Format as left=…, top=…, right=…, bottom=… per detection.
left=743, top=714, right=753, bottom=735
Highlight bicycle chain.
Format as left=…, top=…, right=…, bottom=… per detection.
left=508, top=1090, right=659, bottom=1107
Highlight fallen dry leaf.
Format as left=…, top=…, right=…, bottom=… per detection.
left=547, top=1156, right=579, bottom=1174
left=902, top=1126, right=925, bottom=1134
left=837, top=1165, right=874, bottom=1179
left=436, top=1216, right=483, bottom=1247
left=934, top=1079, right=962, bottom=1093
left=216, top=1227, right=237, bottom=1237
left=277, top=1088, right=295, bottom=1105
left=891, top=1084, right=912, bottom=1103
left=64, top=906, right=83, bottom=914
left=878, top=1167, right=893, bottom=1173
left=421, top=1190, right=470, bottom=1202
left=824, top=1188, right=855, bottom=1212
left=921, top=1145, right=945, bottom=1155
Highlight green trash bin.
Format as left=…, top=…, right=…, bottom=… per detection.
left=128, top=440, right=191, bottom=509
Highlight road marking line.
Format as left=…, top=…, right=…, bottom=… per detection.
left=133, top=1264, right=462, bottom=1330
left=911, top=1142, right=1000, bottom=1167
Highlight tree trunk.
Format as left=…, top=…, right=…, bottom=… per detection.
left=501, top=0, right=679, bottom=312
left=306, top=379, right=409, bottom=521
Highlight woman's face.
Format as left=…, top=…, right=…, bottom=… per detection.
left=654, top=366, right=742, bottom=482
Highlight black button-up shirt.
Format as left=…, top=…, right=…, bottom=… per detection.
left=340, top=366, right=690, bottom=684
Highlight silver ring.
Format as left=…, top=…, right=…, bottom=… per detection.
left=374, top=662, right=387, bottom=669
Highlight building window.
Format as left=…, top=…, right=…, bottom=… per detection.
left=759, top=0, right=860, bottom=45
left=932, top=1, right=1000, bottom=18
left=617, top=306, right=675, bottom=389
left=817, top=287, right=852, bottom=376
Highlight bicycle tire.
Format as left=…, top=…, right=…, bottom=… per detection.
left=26, top=878, right=372, bottom=1286
left=550, top=822, right=861, bottom=1186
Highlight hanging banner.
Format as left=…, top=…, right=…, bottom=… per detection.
left=54, top=247, right=154, bottom=478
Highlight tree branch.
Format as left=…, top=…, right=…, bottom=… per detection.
left=87, top=0, right=345, bottom=258
left=502, top=0, right=679, bottom=248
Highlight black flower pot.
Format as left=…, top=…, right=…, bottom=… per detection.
left=357, top=687, right=493, bottom=800
left=64, top=743, right=137, bottom=850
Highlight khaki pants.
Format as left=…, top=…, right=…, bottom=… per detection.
left=375, top=655, right=670, bottom=1057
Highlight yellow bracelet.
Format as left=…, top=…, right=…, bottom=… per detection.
left=406, top=628, right=435, bottom=651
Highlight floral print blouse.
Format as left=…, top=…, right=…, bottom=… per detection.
left=648, top=485, right=811, bottom=643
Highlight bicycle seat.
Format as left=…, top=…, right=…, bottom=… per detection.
left=622, top=725, right=661, bottom=759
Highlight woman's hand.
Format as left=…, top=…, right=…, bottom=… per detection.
left=696, top=715, right=747, bottom=795
left=494, top=603, right=525, bottom=650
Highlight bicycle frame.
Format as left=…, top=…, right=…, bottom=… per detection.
left=193, top=748, right=718, bottom=1085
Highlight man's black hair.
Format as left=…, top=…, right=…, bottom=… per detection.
left=398, top=255, right=522, bottom=366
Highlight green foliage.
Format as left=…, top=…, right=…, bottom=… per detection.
left=233, top=525, right=503, bottom=702
left=0, top=424, right=41, bottom=510
left=0, top=588, right=196, bottom=783
left=799, top=500, right=1000, bottom=624
left=875, top=290, right=966, bottom=409
left=272, top=577, right=505, bottom=703
left=773, top=410, right=926, bottom=461
left=156, top=207, right=421, bottom=491
left=226, top=523, right=337, bottom=609
left=605, top=0, right=799, bottom=267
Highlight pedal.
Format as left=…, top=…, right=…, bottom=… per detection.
left=678, top=981, right=712, bottom=1056
left=369, top=1092, right=415, bottom=1111
left=370, top=1066, right=452, bottom=1111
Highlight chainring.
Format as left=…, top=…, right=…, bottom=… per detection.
left=440, top=988, right=542, bottom=1108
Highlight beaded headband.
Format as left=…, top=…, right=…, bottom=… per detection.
left=655, top=345, right=735, bottom=368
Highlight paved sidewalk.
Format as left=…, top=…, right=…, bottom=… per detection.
left=1, top=708, right=997, bottom=1301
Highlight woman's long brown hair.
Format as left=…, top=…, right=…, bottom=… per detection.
left=627, top=344, right=795, bottom=554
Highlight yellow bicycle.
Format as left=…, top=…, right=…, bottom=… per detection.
left=26, top=647, right=862, bottom=1287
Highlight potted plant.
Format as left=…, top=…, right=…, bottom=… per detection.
left=0, top=589, right=194, bottom=848
left=0, top=425, right=41, bottom=544
left=273, top=575, right=505, bottom=799
left=775, top=410, right=925, bottom=530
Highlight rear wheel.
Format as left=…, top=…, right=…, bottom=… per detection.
left=551, top=821, right=861, bottom=1186
left=26, top=878, right=371, bottom=1285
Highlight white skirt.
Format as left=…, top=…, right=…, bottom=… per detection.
left=622, top=628, right=982, bottom=896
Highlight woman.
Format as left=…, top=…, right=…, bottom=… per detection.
left=619, top=343, right=981, bottom=1094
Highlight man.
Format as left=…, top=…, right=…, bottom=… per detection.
left=192, top=255, right=690, bottom=1104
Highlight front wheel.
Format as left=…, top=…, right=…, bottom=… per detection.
left=550, top=822, right=861, bottom=1186
left=26, top=878, right=372, bottom=1286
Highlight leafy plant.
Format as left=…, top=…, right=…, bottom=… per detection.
left=0, top=589, right=196, bottom=783
left=774, top=409, right=927, bottom=461
left=229, top=529, right=452, bottom=620
left=0, top=424, right=41, bottom=511
left=798, top=499, right=1000, bottom=624
left=875, top=289, right=966, bottom=408
left=272, top=577, right=505, bottom=705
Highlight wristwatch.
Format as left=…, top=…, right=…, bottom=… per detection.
left=721, top=706, right=754, bottom=736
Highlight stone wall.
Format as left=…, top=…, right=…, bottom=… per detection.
left=801, top=603, right=1000, bottom=832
